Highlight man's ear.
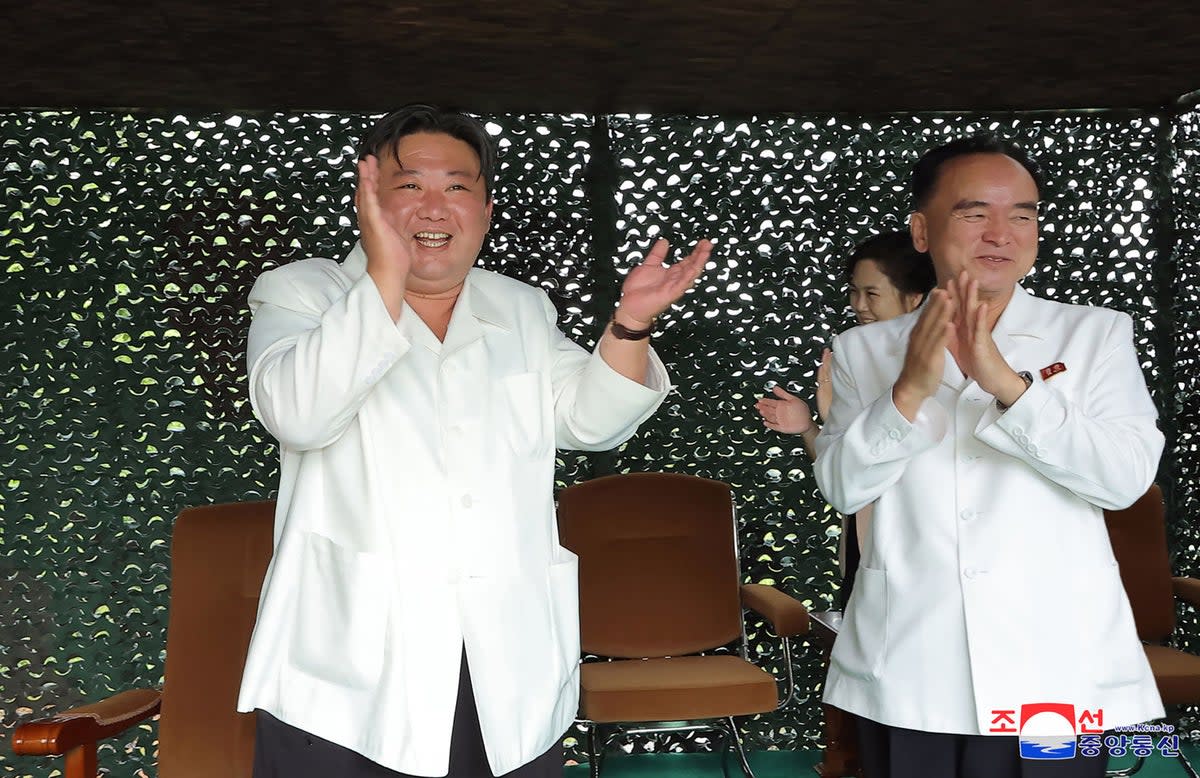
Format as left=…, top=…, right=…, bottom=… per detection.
left=909, top=211, right=929, bottom=253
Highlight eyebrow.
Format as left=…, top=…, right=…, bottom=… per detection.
left=951, top=199, right=1040, bottom=212
left=390, top=164, right=482, bottom=181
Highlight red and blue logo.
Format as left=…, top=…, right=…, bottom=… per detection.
left=1018, top=703, right=1077, bottom=760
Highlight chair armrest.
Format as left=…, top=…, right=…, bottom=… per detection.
left=11, top=688, right=162, bottom=756
left=740, top=583, right=810, bottom=637
left=1172, top=577, right=1200, bottom=609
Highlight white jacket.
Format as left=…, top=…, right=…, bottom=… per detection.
left=815, top=286, right=1165, bottom=735
left=236, top=243, right=670, bottom=775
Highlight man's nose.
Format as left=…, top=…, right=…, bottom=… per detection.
left=981, top=219, right=1012, bottom=245
left=417, top=188, right=448, bottom=219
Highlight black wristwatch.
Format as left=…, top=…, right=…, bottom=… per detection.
left=609, top=317, right=655, bottom=341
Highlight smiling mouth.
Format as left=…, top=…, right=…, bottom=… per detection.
left=977, top=255, right=1010, bottom=264
left=415, top=231, right=451, bottom=248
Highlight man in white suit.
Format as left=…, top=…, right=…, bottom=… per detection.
left=238, top=105, right=711, bottom=778
left=814, top=135, right=1165, bottom=777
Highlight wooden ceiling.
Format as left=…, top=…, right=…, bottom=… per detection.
left=4, top=0, right=1199, bottom=115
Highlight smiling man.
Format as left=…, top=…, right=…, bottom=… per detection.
left=814, top=135, right=1165, bottom=778
left=237, top=105, right=711, bottom=778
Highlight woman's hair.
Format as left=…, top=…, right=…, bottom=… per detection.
left=845, top=231, right=937, bottom=299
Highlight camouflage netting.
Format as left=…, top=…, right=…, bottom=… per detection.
left=2, top=105, right=1197, bottom=775
left=1170, top=101, right=1200, bottom=726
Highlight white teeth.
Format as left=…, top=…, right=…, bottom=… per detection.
left=414, top=231, right=451, bottom=248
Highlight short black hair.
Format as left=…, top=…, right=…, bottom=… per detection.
left=911, top=134, right=1043, bottom=210
left=846, top=230, right=936, bottom=300
left=356, top=104, right=497, bottom=199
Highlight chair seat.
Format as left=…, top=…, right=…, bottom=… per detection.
left=580, top=655, right=779, bottom=723
left=1144, top=644, right=1200, bottom=705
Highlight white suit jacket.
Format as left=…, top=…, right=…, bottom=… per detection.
left=236, top=243, right=670, bottom=775
left=814, top=286, right=1165, bottom=735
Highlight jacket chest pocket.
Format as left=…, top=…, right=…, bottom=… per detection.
left=498, top=371, right=549, bottom=454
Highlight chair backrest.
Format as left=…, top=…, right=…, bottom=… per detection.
left=1104, top=484, right=1174, bottom=642
left=157, top=501, right=275, bottom=777
left=556, top=472, right=744, bottom=658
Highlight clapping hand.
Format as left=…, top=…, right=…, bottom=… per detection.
left=893, top=287, right=955, bottom=418
left=614, top=238, right=712, bottom=326
left=946, top=271, right=1024, bottom=401
left=815, top=348, right=833, bottom=421
left=756, top=386, right=817, bottom=434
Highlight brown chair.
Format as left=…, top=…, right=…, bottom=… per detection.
left=11, top=501, right=275, bottom=778
left=1105, top=483, right=1200, bottom=778
left=556, top=472, right=811, bottom=778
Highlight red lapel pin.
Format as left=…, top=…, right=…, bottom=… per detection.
left=1040, top=362, right=1066, bottom=380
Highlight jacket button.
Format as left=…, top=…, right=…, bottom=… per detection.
left=461, top=494, right=473, bottom=509
left=960, top=509, right=976, bottom=521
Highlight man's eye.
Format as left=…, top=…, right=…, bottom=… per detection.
left=1012, top=214, right=1036, bottom=223
left=960, top=213, right=986, bottom=222
left=395, top=183, right=418, bottom=190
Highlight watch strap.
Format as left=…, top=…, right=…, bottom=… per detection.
left=610, top=317, right=655, bottom=340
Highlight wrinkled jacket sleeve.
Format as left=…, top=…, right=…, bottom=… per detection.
left=247, top=263, right=411, bottom=451
left=975, top=311, right=1163, bottom=510
left=813, top=333, right=948, bottom=514
left=538, top=294, right=671, bottom=451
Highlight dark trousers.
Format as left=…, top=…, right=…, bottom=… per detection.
left=840, top=513, right=860, bottom=610
left=855, top=715, right=1108, bottom=778
left=253, top=652, right=564, bottom=778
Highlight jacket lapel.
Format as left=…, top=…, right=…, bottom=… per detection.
left=441, top=270, right=515, bottom=361
left=990, top=286, right=1045, bottom=371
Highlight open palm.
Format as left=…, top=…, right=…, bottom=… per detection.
left=617, top=238, right=712, bottom=323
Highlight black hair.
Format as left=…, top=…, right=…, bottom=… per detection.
left=911, top=134, right=1043, bottom=209
left=845, top=230, right=936, bottom=300
left=356, top=104, right=497, bottom=199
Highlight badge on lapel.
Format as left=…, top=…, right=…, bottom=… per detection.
left=1040, top=362, right=1067, bottom=381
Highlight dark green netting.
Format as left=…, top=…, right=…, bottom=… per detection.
left=1170, top=103, right=1200, bottom=669
left=2, top=106, right=1197, bottom=776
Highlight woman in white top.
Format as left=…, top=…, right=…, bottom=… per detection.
left=755, top=231, right=934, bottom=605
